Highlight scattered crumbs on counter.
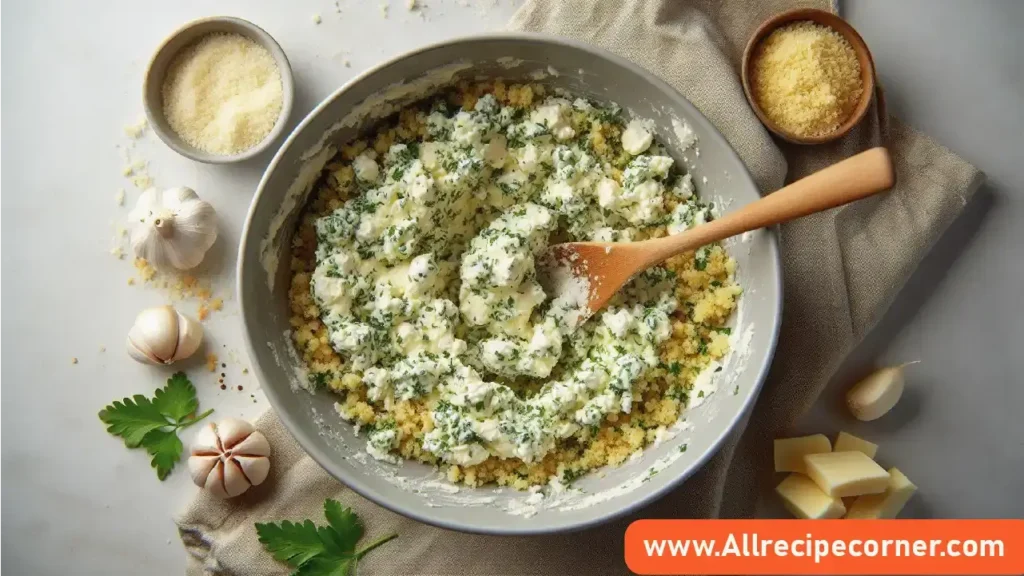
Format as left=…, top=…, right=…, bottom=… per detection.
left=123, top=116, right=148, bottom=139
left=99, top=345, right=106, bottom=353
left=334, top=0, right=341, bottom=13
left=406, top=0, right=418, bottom=10
left=115, top=188, right=125, bottom=206
left=126, top=263, right=225, bottom=321
left=242, top=368, right=249, bottom=375
left=133, top=258, right=158, bottom=282
left=343, top=59, right=351, bottom=68
left=110, top=246, right=124, bottom=260
left=132, top=173, right=154, bottom=190
left=702, top=176, right=708, bottom=184
left=206, top=353, right=218, bottom=372
left=221, top=362, right=227, bottom=369
left=71, top=357, right=79, bottom=364
left=238, top=385, right=244, bottom=391
left=220, top=384, right=227, bottom=390
left=380, top=2, right=389, bottom=18
left=312, top=13, right=322, bottom=24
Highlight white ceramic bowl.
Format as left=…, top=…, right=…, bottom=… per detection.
left=143, top=16, right=294, bottom=164
left=238, top=34, right=781, bottom=534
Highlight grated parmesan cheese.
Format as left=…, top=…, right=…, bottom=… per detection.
left=751, top=21, right=863, bottom=138
left=161, top=33, right=283, bottom=155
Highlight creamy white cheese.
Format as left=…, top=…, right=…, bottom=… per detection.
left=313, top=94, right=710, bottom=465
left=622, top=119, right=653, bottom=155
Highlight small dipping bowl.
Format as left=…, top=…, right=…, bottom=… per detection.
left=143, top=16, right=295, bottom=164
left=741, top=8, right=875, bottom=145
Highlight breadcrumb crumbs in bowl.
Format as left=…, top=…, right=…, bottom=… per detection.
left=238, top=35, right=781, bottom=535
left=741, top=8, right=875, bottom=144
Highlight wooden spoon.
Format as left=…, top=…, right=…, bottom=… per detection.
left=543, top=146, right=895, bottom=316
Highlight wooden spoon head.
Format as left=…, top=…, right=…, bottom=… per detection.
left=540, top=241, right=642, bottom=317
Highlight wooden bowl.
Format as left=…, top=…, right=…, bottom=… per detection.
left=741, top=8, right=876, bottom=145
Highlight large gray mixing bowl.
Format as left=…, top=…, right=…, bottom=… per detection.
left=238, top=33, right=781, bottom=535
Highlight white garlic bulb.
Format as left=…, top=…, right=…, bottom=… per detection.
left=126, top=305, right=204, bottom=365
left=188, top=418, right=272, bottom=498
left=128, top=186, right=217, bottom=271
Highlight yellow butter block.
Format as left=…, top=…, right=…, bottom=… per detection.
left=776, top=474, right=846, bottom=519
left=774, top=434, right=832, bottom=474
left=834, top=431, right=878, bottom=459
left=804, top=451, right=891, bottom=498
left=846, top=468, right=917, bottom=519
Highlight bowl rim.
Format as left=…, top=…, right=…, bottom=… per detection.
left=238, top=31, right=783, bottom=535
left=142, top=15, right=295, bottom=164
left=741, top=8, right=876, bottom=145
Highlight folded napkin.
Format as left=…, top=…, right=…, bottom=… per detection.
left=177, top=0, right=984, bottom=573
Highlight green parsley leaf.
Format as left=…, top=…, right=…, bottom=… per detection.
left=143, top=428, right=183, bottom=480
left=153, top=372, right=199, bottom=423
left=98, top=395, right=169, bottom=448
left=256, top=499, right=397, bottom=576
left=256, top=520, right=325, bottom=567
left=98, top=371, right=213, bottom=480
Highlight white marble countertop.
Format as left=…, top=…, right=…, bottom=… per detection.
left=2, top=0, right=1021, bottom=573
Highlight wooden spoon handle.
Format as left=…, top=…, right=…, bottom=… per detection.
left=641, top=147, right=895, bottom=265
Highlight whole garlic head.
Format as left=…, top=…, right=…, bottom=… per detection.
left=129, top=187, right=217, bottom=271
left=126, top=305, right=204, bottom=365
left=189, top=418, right=271, bottom=498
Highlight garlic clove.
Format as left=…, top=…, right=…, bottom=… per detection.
left=846, top=363, right=915, bottom=421
left=230, top=430, right=271, bottom=457
left=126, top=305, right=203, bottom=366
left=128, top=306, right=179, bottom=363
left=126, top=336, right=162, bottom=365
left=234, top=456, right=271, bottom=486
left=215, top=418, right=255, bottom=450
left=188, top=455, right=220, bottom=487
left=172, top=312, right=204, bottom=362
left=222, top=458, right=252, bottom=497
left=203, top=460, right=230, bottom=499
left=191, top=423, right=223, bottom=454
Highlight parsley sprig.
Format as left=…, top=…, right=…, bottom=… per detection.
left=256, top=499, right=397, bottom=576
left=98, top=372, right=213, bottom=480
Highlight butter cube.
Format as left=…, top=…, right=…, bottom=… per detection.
left=834, top=431, right=878, bottom=459
left=774, top=434, right=832, bottom=474
left=776, top=474, right=846, bottom=519
left=846, top=468, right=917, bottom=519
left=804, top=451, right=891, bottom=498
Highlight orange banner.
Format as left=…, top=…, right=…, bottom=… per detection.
left=625, top=519, right=1024, bottom=575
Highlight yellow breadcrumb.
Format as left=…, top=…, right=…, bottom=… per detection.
left=286, top=82, right=741, bottom=488
left=751, top=21, right=863, bottom=137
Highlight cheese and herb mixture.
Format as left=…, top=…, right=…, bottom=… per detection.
left=288, top=81, right=741, bottom=488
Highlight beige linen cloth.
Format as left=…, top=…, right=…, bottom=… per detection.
left=177, top=0, right=984, bottom=574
